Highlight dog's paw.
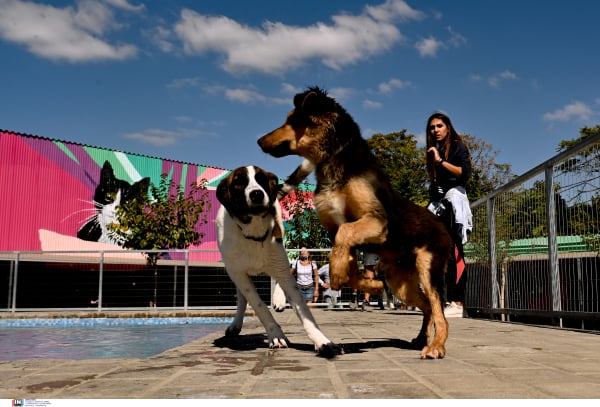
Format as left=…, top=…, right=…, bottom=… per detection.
left=225, top=325, right=242, bottom=337
left=269, top=337, right=289, bottom=348
left=271, top=283, right=287, bottom=312
left=276, top=188, right=288, bottom=201
left=316, top=342, right=343, bottom=359
left=420, top=344, right=446, bottom=359
left=276, top=183, right=294, bottom=200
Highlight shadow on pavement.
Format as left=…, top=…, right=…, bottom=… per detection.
left=214, top=334, right=417, bottom=356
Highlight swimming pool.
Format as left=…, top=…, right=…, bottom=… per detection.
left=0, top=317, right=233, bottom=361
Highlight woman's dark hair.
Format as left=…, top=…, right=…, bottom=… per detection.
left=425, top=112, right=466, bottom=181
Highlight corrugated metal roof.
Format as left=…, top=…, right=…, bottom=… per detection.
left=0, top=128, right=230, bottom=171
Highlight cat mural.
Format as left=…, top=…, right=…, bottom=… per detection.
left=77, top=161, right=150, bottom=246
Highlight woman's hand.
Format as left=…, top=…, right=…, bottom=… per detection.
left=427, top=147, right=441, bottom=162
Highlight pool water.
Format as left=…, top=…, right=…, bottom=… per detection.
left=0, top=317, right=233, bottom=360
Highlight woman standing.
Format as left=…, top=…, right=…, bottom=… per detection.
left=426, top=112, right=473, bottom=318
left=290, top=247, right=319, bottom=304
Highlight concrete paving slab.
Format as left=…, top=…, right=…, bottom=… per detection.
left=1, top=308, right=599, bottom=399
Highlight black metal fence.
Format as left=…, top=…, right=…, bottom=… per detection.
left=0, top=248, right=362, bottom=312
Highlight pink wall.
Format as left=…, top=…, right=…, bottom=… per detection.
left=0, top=130, right=228, bottom=262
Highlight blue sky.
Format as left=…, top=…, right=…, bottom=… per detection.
left=1, top=0, right=599, bottom=182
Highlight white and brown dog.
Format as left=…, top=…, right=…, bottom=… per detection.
left=216, top=165, right=340, bottom=358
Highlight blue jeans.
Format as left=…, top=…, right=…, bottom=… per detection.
left=298, top=285, right=315, bottom=302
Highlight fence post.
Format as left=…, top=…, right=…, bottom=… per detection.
left=98, top=251, right=104, bottom=312
left=545, top=166, right=562, bottom=316
left=184, top=250, right=189, bottom=310
left=487, top=198, right=499, bottom=310
left=10, top=252, right=19, bottom=312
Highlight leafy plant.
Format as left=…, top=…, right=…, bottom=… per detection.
left=109, top=173, right=211, bottom=267
left=281, top=182, right=331, bottom=251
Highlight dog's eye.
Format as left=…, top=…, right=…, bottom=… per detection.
left=288, top=112, right=306, bottom=128
left=254, top=172, right=273, bottom=191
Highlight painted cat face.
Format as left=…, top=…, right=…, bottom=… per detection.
left=77, top=161, right=149, bottom=245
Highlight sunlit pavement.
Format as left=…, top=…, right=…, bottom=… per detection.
left=1, top=308, right=600, bottom=399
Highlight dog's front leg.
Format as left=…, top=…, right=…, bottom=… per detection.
left=278, top=272, right=341, bottom=358
left=225, top=287, right=247, bottom=337
left=277, top=159, right=315, bottom=200
left=329, top=216, right=387, bottom=292
left=225, top=272, right=289, bottom=348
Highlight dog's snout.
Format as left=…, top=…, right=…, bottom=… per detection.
left=249, top=189, right=264, bottom=203
left=257, top=131, right=293, bottom=158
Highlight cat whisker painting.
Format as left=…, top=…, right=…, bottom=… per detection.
left=76, top=161, right=150, bottom=246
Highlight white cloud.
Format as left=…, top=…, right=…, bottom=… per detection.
left=124, top=129, right=178, bottom=146
left=149, top=26, right=175, bottom=53
left=414, top=26, right=466, bottom=57
left=224, top=87, right=289, bottom=105
left=281, top=83, right=301, bottom=96
left=225, top=88, right=267, bottom=104
left=173, top=0, right=422, bottom=74
left=123, top=127, right=209, bottom=146
left=365, top=0, right=424, bottom=22
left=488, top=70, right=517, bottom=87
left=104, top=0, right=145, bottom=13
left=543, top=101, right=592, bottom=122
left=415, top=36, right=444, bottom=57
left=328, top=87, right=356, bottom=101
left=0, top=0, right=137, bottom=62
left=363, top=99, right=383, bottom=109
left=470, top=70, right=518, bottom=88
left=378, top=78, right=410, bottom=94
left=447, top=26, right=467, bottom=47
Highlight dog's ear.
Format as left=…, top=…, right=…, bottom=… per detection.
left=298, top=90, right=320, bottom=114
left=217, top=174, right=249, bottom=222
left=265, top=170, right=281, bottom=203
left=297, top=87, right=334, bottom=117
left=216, top=174, right=233, bottom=211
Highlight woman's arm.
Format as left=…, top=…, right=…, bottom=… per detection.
left=313, top=264, right=319, bottom=301
left=437, top=159, right=462, bottom=177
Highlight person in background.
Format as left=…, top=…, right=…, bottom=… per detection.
left=425, top=111, right=473, bottom=318
left=290, top=247, right=319, bottom=304
left=318, top=262, right=341, bottom=309
left=349, top=251, right=380, bottom=311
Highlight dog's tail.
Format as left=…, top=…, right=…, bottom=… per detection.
left=278, top=158, right=315, bottom=200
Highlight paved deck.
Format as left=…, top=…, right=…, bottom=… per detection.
left=1, top=308, right=599, bottom=399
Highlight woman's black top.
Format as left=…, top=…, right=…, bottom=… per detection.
left=437, top=141, right=472, bottom=192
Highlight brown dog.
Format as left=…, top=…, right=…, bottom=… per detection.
left=257, top=87, right=452, bottom=359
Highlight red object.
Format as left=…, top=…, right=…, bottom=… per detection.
left=455, top=246, right=465, bottom=283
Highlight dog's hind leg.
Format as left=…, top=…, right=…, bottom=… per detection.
left=413, top=247, right=448, bottom=359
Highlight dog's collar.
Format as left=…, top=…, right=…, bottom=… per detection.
left=237, top=224, right=270, bottom=243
